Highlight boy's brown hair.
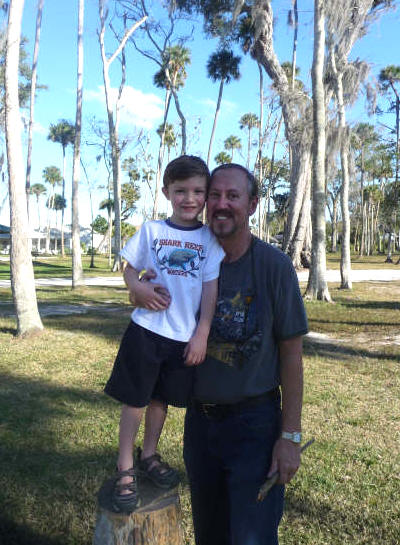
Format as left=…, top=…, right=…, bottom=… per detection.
left=163, top=155, right=211, bottom=188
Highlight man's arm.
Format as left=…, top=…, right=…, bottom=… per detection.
left=123, top=264, right=170, bottom=310
left=184, top=278, right=218, bottom=366
left=268, top=335, right=304, bottom=484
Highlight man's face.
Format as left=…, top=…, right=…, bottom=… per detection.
left=207, top=168, right=258, bottom=240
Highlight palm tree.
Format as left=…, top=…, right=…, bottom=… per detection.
left=162, top=45, right=191, bottom=155
left=42, top=165, right=62, bottom=253
left=5, top=0, right=43, bottom=335
left=47, top=119, right=75, bottom=256
left=30, top=182, right=46, bottom=230
left=224, top=135, right=242, bottom=161
left=214, top=151, right=232, bottom=165
left=157, top=122, right=176, bottom=163
left=206, top=48, right=241, bottom=166
left=239, top=113, right=259, bottom=170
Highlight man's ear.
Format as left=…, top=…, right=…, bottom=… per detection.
left=249, top=196, right=258, bottom=217
left=162, top=186, right=169, bottom=200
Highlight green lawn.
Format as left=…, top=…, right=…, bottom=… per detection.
left=0, top=282, right=399, bottom=544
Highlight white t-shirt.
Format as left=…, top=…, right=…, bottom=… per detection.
left=121, top=219, right=225, bottom=342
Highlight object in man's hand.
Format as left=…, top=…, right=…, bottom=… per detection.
left=257, top=438, right=315, bottom=502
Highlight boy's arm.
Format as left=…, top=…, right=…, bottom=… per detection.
left=184, top=278, right=218, bottom=366
left=124, top=263, right=170, bottom=311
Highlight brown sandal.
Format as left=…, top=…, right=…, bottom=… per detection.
left=111, top=467, right=140, bottom=513
left=135, top=447, right=180, bottom=489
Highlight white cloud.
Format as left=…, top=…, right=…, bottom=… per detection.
left=195, top=97, right=238, bottom=116
left=33, top=121, right=47, bottom=135
left=85, top=85, right=164, bottom=129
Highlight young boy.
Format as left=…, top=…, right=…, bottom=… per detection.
left=104, top=155, right=225, bottom=513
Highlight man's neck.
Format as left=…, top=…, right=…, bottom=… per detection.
left=220, top=231, right=253, bottom=263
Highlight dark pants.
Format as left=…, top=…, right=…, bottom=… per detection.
left=183, top=398, right=284, bottom=545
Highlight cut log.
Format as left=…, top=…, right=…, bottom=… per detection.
left=93, top=475, right=183, bottom=545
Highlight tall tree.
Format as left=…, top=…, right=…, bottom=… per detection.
left=42, top=165, right=62, bottom=253
left=98, top=0, right=146, bottom=271
left=239, top=112, right=259, bottom=169
left=214, top=151, right=232, bottom=165
left=224, top=134, right=241, bottom=160
left=305, top=0, right=331, bottom=301
left=206, top=48, right=241, bottom=166
left=47, top=119, right=75, bottom=257
left=71, top=0, right=84, bottom=287
left=6, top=0, right=43, bottom=336
left=30, top=182, right=46, bottom=230
left=25, top=0, right=44, bottom=208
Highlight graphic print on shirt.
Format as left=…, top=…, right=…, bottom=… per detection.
left=207, top=288, right=262, bottom=368
left=151, top=237, right=206, bottom=278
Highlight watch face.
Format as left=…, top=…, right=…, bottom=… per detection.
left=282, top=431, right=302, bottom=443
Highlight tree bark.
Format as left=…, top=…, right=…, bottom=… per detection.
left=6, top=0, right=43, bottom=336
left=305, top=0, right=330, bottom=301
left=72, top=0, right=84, bottom=288
left=153, top=89, right=172, bottom=219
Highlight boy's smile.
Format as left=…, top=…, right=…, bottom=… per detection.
left=162, top=175, right=207, bottom=227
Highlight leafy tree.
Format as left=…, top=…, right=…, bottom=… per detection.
left=92, top=214, right=108, bottom=235
left=42, top=165, right=62, bottom=253
left=379, top=65, right=400, bottom=187
left=224, top=135, right=241, bottom=160
left=206, top=48, right=241, bottom=166
left=121, top=221, right=136, bottom=245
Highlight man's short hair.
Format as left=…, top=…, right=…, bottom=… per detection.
left=210, top=163, right=259, bottom=199
left=163, top=155, right=211, bottom=188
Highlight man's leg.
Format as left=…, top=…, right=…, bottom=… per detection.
left=224, top=401, right=284, bottom=545
left=184, top=407, right=230, bottom=545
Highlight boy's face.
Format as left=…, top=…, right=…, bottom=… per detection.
left=162, top=175, right=207, bottom=227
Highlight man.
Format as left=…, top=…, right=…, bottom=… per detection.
left=133, top=163, right=308, bottom=545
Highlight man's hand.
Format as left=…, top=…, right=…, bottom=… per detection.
left=183, top=331, right=208, bottom=366
left=129, top=268, right=171, bottom=310
left=267, top=438, right=301, bottom=484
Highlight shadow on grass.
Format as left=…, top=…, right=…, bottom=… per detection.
left=43, top=309, right=131, bottom=340
left=338, top=300, right=400, bottom=311
left=308, top=318, right=400, bottom=328
left=0, top=516, right=67, bottom=545
left=304, top=338, right=400, bottom=363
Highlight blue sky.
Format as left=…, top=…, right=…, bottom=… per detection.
left=1, top=0, right=399, bottom=229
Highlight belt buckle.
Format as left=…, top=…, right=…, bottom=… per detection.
left=201, top=403, right=217, bottom=418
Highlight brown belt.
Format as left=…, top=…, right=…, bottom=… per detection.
left=192, top=388, right=280, bottom=420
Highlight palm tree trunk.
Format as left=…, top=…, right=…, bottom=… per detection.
left=72, top=0, right=84, bottom=287
left=207, top=79, right=224, bottom=167
left=25, top=0, right=44, bottom=212
left=6, top=0, right=43, bottom=336
left=305, top=0, right=330, bottom=301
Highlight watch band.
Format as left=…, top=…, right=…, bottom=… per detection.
left=281, top=431, right=302, bottom=443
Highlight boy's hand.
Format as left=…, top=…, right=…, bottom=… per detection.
left=129, top=269, right=171, bottom=310
left=183, top=331, right=208, bottom=366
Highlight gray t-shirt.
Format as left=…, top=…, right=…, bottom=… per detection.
left=193, top=237, right=308, bottom=403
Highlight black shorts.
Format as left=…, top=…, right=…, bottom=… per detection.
left=104, top=321, right=194, bottom=408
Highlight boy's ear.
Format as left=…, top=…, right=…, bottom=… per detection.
left=162, top=186, right=169, bottom=200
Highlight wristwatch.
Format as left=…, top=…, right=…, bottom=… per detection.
left=281, top=431, right=302, bottom=444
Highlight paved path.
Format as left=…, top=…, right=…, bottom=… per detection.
left=1, top=269, right=400, bottom=288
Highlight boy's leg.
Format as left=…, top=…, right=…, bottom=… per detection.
left=117, top=404, right=144, bottom=489
left=141, top=398, right=168, bottom=460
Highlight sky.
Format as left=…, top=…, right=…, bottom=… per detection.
left=1, top=0, right=399, bottom=230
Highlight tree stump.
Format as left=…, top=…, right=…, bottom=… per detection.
left=93, top=476, right=183, bottom=545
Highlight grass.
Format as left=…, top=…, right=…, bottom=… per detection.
left=0, top=255, right=120, bottom=280
left=0, top=282, right=399, bottom=544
